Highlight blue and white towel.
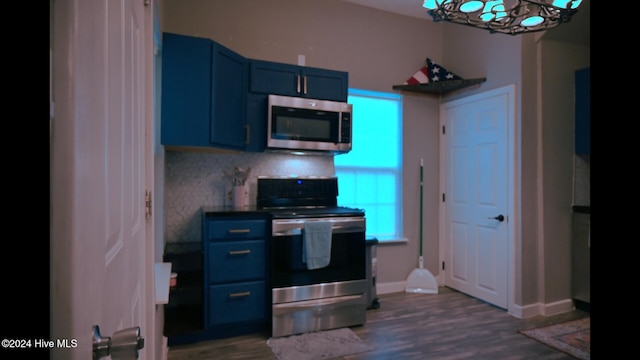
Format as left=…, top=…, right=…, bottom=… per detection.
left=302, top=221, right=333, bottom=270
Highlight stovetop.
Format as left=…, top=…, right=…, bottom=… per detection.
left=256, top=176, right=364, bottom=219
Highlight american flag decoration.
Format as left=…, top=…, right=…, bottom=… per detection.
left=404, top=65, right=429, bottom=85
left=403, top=58, right=463, bottom=85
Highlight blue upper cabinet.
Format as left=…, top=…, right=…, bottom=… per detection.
left=574, top=67, right=590, bottom=162
left=249, top=60, right=348, bottom=102
left=161, top=33, right=250, bottom=151
left=160, top=33, right=349, bottom=153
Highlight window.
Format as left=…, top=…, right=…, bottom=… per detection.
left=335, top=88, right=403, bottom=242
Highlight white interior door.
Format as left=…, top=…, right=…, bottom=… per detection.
left=440, top=86, right=515, bottom=310
left=51, top=0, right=153, bottom=359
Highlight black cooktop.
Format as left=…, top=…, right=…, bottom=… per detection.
left=256, top=177, right=364, bottom=218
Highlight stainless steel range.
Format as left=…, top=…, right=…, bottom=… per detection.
left=257, top=176, right=367, bottom=338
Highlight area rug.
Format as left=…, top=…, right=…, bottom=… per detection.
left=519, top=317, right=590, bottom=360
left=266, top=327, right=374, bottom=360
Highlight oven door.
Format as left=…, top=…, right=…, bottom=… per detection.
left=270, top=216, right=367, bottom=337
left=270, top=217, right=366, bottom=290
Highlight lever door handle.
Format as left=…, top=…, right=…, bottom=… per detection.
left=489, top=215, right=505, bottom=222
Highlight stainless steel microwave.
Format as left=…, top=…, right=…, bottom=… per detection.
left=267, top=94, right=352, bottom=154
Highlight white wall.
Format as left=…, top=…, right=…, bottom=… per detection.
left=539, top=40, right=590, bottom=305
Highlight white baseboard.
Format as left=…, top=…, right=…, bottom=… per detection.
left=161, top=336, right=168, bottom=360
left=377, top=281, right=407, bottom=294
left=509, top=298, right=576, bottom=319
left=543, top=298, right=576, bottom=316
left=377, top=281, right=575, bottom=321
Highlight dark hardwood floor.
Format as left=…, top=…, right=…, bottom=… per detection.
left=167, top=287, right=590, bottom=359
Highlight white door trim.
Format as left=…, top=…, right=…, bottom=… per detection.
left=438, top=84, right=518, bottom=315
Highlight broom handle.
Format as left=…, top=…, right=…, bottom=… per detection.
left=420, top=158, right=424, bottom=257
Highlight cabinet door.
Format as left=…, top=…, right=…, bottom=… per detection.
left=161, top=33, right=213, bottom=147
left=249, top=60, right=300, bottom=97
left=249, top=60, right=348, bottom=101
left=210, top=42, right=248, bottom=149
left=571, top=213, right=590, bottom=303
left=575, top=67, right=590, bottom=159
left=245, top=93, right=268, bottom=152
left=160, top=33, right=248, bottom=150
left=302, top=67, right=348, bottom=102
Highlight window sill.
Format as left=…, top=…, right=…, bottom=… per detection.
left=372, top=236, right=409, bottom=245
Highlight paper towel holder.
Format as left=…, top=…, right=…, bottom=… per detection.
left=92, top=325, right=145, bottom=359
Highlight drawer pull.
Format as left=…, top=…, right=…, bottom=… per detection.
left=228, top=229, right=251, bottom=234
left=228, top=291, right=251, bottom=298
left=228, top=249, right=251, bottom=255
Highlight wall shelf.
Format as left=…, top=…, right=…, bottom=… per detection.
left=392, top=78, right=486, bottom=96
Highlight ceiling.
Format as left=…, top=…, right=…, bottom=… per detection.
left=341, top=0, right=590, bottom=47
left=342, top=0, right=431, bottom=20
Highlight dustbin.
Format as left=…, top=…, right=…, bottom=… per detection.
left=365, top=236, right=380, bottom=310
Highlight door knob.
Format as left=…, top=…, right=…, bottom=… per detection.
left=489, top=214, right=505, bottom=222
left=93, top=325, right=145, bottom=360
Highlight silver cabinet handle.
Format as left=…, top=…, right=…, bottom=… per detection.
left=228, top=229, right=250, bottom=234
left=228, top=249, right=251, bottom=255
left=228, top=291, right=251, bottom=298
left=297, top=75, right=301, bottom=93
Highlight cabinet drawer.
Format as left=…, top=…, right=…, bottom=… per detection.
left=208, top=241, right=265, bottom=283
left=208, top=281, right=266, bottom=326
left=206, top=219, right=266, bottom=241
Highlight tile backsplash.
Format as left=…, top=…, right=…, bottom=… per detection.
left=164, top=150, right=335, bottom=244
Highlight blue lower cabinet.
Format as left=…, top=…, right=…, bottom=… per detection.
left=201, top=212, right=270, bottom=340
left=208, top=282, right=266, bottom=326
left=208, top=241, right=266, bottom=283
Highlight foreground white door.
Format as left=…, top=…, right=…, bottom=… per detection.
left=51, top=0, right=154, bottom=359
left=440, top=85, right=515, bottom=309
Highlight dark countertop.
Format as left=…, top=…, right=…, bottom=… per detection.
left=164, top=241, right=202, bottom=254
left=201, top=205, right=264, bottom=214
left=572, top=205, right=590, bottom=214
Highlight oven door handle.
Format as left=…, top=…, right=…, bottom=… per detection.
left=273, top=224, right=365, bottom=237
left=272, top=293, right=364, bottom=315
left=272, top=217, right=365, bottom=236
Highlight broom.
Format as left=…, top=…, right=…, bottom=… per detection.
left=405, top=158, right=438, bottom=294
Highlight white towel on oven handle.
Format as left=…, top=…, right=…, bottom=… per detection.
left=302, top=221, right=333, bottom=270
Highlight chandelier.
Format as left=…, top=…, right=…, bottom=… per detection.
left=422, top=0, right=583, bottom=35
